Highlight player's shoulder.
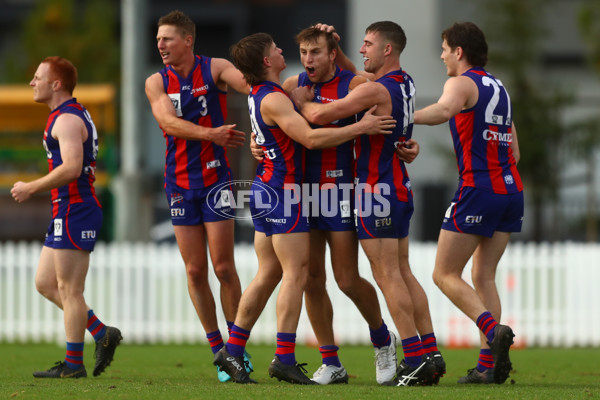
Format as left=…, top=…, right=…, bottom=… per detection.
left=348, top=74, right=368, bottom=90
left=208, top=56, right=235, bottom=72
left=282, top=75, right=299, bottom=93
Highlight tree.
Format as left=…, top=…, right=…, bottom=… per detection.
left=574, top=0, right=600, bottom=241
left=3, top=0, right=119, bottom=84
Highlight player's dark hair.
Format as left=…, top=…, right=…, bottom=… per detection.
left=158, top=10, right=196, bottom=45
left=42, top=56, right=77, bottom=95
left=365, top=21, right=406, bottom=55
left=295, top=27, right=338, bottom=53
left=442, top=22, right=488, bottom=67
left=230, top=33, right=273, bottom=86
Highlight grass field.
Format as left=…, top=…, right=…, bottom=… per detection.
left=1, top=343, right=599, bottom=399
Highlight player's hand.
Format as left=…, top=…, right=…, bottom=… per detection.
left=210, top=124, right=246, bottom=148
left=314, top=23, right=340, bottom=42
left=290, top=85, right=314, bottom=108
left=11, top=181, right=32, bottom=203
left=396, top=138, right=420, bottom=163
left=250, top=132, right=264, bottom=161
left=359, top=105, right=396, bottom=135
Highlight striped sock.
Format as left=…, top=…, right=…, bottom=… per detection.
left=319, top=345, right=341, bottom=367
left=369, top=320, right=391, bottom=348
left=65, top=342, right=84, bottom=370
left=86, top=309, right=106, bottom=342
left=206, top=330, right=224, bottom=354
left=476, top=348, right=494, bottom=372
left=275, top=332, right=296, bottom=365
left=476, top=312, right=498, bottom=343
left=401, top=335, right=425, bottom=368
left=420, top=332, right=439, bottom=354
left=226, top=325, right=250, bottom=358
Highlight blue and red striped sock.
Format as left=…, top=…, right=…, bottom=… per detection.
left=206, top=330, right=224, bottom=355
left=401, top=335, right=425, bottom=368
left=420, top=332, right=439, bottom=354
left=226, top=325, right=250, bottom=358
left=476, top=348, right=494, bottom=372
left=86, top=309, right=106, bottom=342
left=319, top=345, right=341, bottom=367
left=275, top=332, right=296, bottom=365
left=65, top=342, right=84, bottom=370
left=476, top=312, right=498, bottom=343
left=369, top=320, right=391, bottom=348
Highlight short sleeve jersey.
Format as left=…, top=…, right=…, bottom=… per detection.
left=450, top=67, right=523, bottom=194
left=298, top=67, right=355, bottom=186
left=159, top=55, right=232, bottom=189
left=354, top=69, right=415, bottom=202
left=248, top=81, right=304, bottom=189
left=43, top=98, right=101, bottom=217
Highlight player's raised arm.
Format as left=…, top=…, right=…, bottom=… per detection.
left=145, top=72, right=245, bottom=147
left=213, top=57, right=250, bottom=95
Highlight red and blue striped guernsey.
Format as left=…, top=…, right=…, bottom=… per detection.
left=298, top=67, right=355, bottom=186
left=450, top=67, right=523, bottom=194
left=248, top=81, right=304, bottom=189
left=159, top=55, right=232, bottom=189
left=354, top=69, right=414, bottom=202
left=44, top=98, right=101, bottom=218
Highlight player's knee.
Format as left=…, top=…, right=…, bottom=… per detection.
left=185, top=263, right=209, bottom=285
left=56, top=281, right=84, bottom=300
left=35, top=278, right=54, bottom=298
left=335, top=274, right=356, bottom=294
left=432, top=269, right=445, bottom=289
left=212, top=261, right=237, bottom=283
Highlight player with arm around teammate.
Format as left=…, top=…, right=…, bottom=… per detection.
left=280, top=26, right=400, bottom=385
left=11, top=56, right=122, bottom=378
left=213, top=32, right=395, bottom=385
left=144, top=10, right=250, bottom=382
left=414, top=22, right=522, bottom=385
left=292, top=21, right=445, bottom=386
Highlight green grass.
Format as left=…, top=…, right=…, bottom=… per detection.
left=1, top=343, right=599, bottom=399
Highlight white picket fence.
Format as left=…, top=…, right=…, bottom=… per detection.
left=1, top=241, right=599, bottom=347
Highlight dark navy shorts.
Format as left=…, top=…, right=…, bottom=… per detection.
left=165, top=180, right=235, bottom=226
left=442, top=186, right=524, bottom=237
left=250, top=179, right=309, bottom=236
left=305, top=183, right=355, bottom=232
left=44, top=201, right=102, bottom=251
left=355, top=190, right=413, bottom=240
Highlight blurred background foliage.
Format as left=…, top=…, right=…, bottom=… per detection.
left=3, top=0, right=120, bottom=85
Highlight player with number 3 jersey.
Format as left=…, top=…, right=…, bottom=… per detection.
left=145, top=10, right=250, bottom=383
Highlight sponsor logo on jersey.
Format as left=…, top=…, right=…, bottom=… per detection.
left=483, top=129, right=512, bottom=145
left=326, top=169, right=343, bottom=178
left=191, top=84, right=209, bottom=96
left=206, top=160, right=222, bottom=169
